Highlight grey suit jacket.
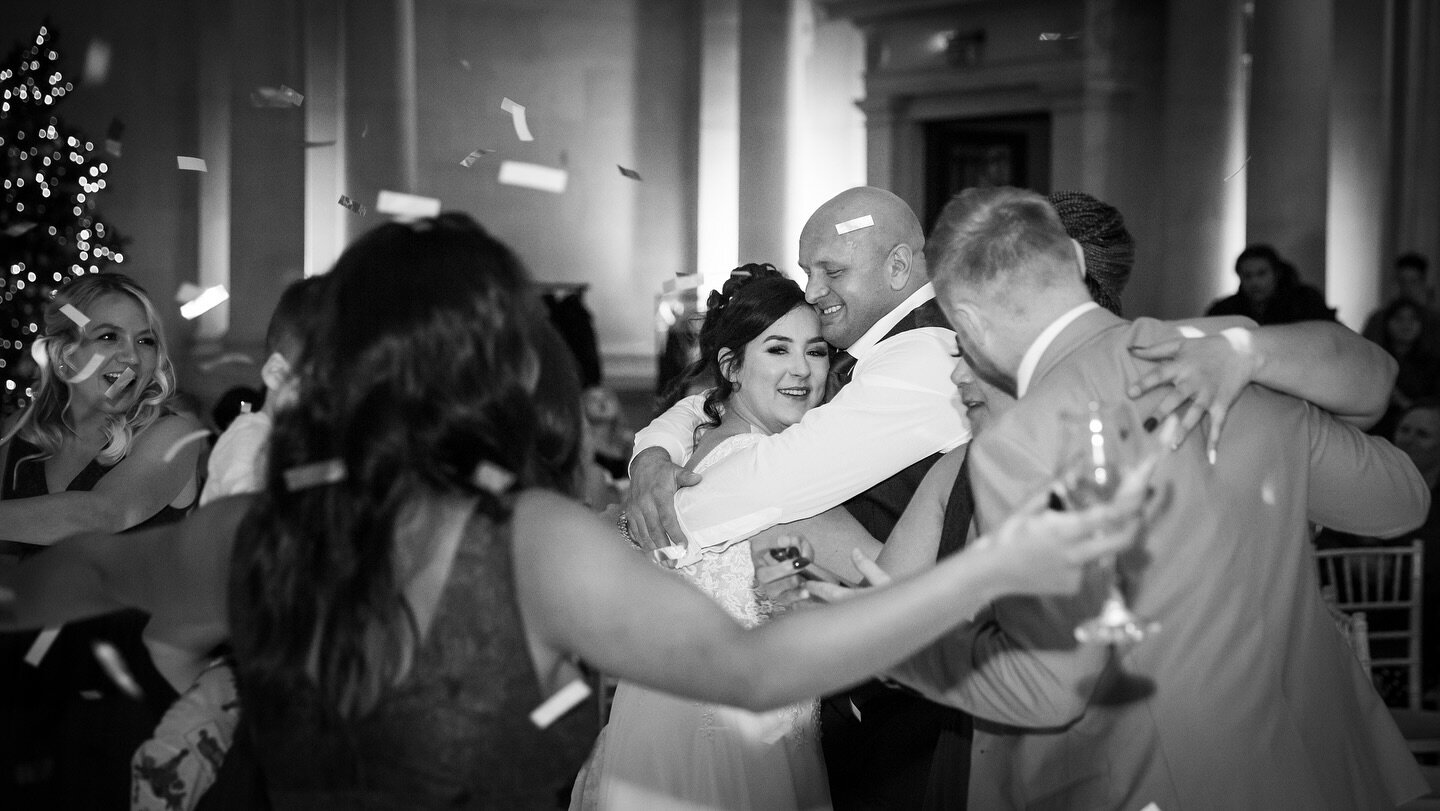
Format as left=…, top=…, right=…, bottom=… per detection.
left=892, top=308, right=1430, bottom=810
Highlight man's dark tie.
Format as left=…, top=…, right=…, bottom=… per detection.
left=827, top=350, right=857, bottom=400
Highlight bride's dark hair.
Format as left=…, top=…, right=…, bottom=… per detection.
left=661, top=263, right=810, bottom=431
left=231, top=213, right=562, bottom=719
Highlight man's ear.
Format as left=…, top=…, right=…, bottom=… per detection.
left=1071, top=238, right=1087, bottom=281
left=260, top=352, right=291, bottom=392
left=886, top=243, right=914, bottom=291
left=717, top=347, right=737, bottom=382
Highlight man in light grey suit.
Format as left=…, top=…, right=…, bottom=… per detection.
left=892, top=186, right=1430, bottom=809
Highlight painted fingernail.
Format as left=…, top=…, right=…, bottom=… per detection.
left=1142, top=417, right=1158, bottom=433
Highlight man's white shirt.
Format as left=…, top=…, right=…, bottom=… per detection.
left=633, top=283, right=971, bottom=552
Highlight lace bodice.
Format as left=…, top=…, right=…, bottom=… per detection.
left=676, top=433, right=773, bottom=628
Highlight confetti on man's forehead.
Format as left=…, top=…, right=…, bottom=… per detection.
left=500, top=97, right=535, bottom=142
left=285, top=459, right=348, bottom=492
left=497, top=161, right=567, bottom=194
left=834, top=214, right=875, bottom=236
left=376, top=190, right=441, bottom=220
left=176, top=156, right=208, bottom=172
left=60, top=303, right=90, bottom=328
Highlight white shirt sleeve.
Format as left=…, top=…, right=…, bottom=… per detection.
left=674, top=328, right=970, bottom=549
left=198, top=413, right=272, bottom=506
left=630, top=394, right=708, bottom=468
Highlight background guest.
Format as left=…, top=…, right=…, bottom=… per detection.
left=1206, top=244, right=1335, bottom=325
left=1370, top=298, right=1440, bottom=439
left=1364, top=253, right=1440, bottom=354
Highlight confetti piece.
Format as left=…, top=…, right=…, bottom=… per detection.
left=1176, top=325, right=1205, bottom=339
left=617, top=165, right=642, bottom=181
left=500, top=97, right=535, bottom=142
left=1223, top=155, right=1252, bottom=182
left=1039, top=32, right=1063, bottom=40
left=92, top=641, right=145, bottom=700
left=284, top=459, right=347, bottom=491
left=80, top=690, right=103, bottom=700
left=239, top=401, right=253, bottom=414
left=662, top=275, right=703, bottom=294
left=304, top=140, right=337, bottom=149
left=60, top=303, right=90, bottom=328
left=250, top=85, right=304, bottom=108
left=459, top=59, right=471, bottom=71
left=529, top=677, right=591, bottom=729
left=83, top=39, right=112, bottom=85
left=338, top=194, right=369, bottom=216
left=163, top=429, right=212, bottom=463
left=24, top=628, right=61, bottom=667
left=835, top=214, right=874, bottom=235
left=175, top=282, right=203, bottom=304
left=197, top=352, right=256, bottom=372
left=376, top=190, right=441, bottom=220
left=472, top=461, right=515, bottom=495
left=177, top=156, right=208, bottom=172
left=104, top=366, right=136, bottom=399
left=1139, top=804, right=1161, bottom=811
left=180, top=285, right=230, bottom=319
left=497, top=161, right=568, bottom=194
left=361, top=121, right=369, bottom=139
left=64, top=353, right=106, bottom=384
left=4, top=222, right=37, bottom=237
left=105, top=139, right=122, bottom=157
left=460, top=148, right=496, bottom=168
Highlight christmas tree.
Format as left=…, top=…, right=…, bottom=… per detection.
left=1, top=21, right=127, bottom=414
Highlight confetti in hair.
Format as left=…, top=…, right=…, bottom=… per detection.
left=471, top=461, right=516, bottom=495
left=92, top=641, right=145, bottom=700
left=284, top=459, right=347, bottom=492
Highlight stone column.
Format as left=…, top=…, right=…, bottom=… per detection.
left=1247, top=0, right=1333, bottom=289
left=737, top=0, right=792, bottom=265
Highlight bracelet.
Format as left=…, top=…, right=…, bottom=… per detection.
left=617, top=512, right=644, bottom=551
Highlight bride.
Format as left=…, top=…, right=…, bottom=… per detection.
left=575, top=265, right=869, bottom=810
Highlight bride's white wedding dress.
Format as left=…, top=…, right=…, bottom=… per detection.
left=572, top=433, right=830, bottom=811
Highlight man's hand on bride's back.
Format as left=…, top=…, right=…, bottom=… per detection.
left=621, top=447, right=701, bottom=551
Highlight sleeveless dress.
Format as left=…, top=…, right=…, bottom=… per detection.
left=231, top=509, right=595, bottom=809
left=572, top=434, right=830, bottom=811
left=0, top=436, right=194, bottom=810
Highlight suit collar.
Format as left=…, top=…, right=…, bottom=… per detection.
left=1016, top=302, right=1099, bottom=398
left=1018, top=304, right=1125, bottom=397
left=849, top=283, right=937, bottom=360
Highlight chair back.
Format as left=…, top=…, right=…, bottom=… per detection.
left=1315, top=540, right=1424, bottom=709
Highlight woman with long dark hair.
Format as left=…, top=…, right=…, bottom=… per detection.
left=1, top=215, right=1148, bottom=809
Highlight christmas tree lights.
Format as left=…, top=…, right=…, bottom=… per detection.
left=1, top=22, right=127, bottom=413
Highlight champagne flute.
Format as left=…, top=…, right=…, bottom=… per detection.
left=1060, top=401, right=1158, bottom=645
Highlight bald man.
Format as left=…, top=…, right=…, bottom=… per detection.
left=625, top=187, right=971, bottom=808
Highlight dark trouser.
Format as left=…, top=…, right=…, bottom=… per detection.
left=822, top=681, right=970, bottom=810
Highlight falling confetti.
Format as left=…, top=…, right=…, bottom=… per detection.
left=105, top=118, right=124, bottom=157
left=460, top=148, right=496, bottom=168
left=250, top=85, right=304, bottom=108
left=24, top=628, right=61, bottom=667
left=529, top=678, right=592, bottom=729
left=500, top=97, right=535, bottom=142
left=162, top=429, right=212, bottom=463
left=92, top=641, right=145, bottom=700
left=197, top=352, right=256, bottom=372
left=662, top=275, right=703, bottom=294
left=338, top=194, right=369, bottom=216
left=1223, top=155, right=1252, bottom=182
left=64, top=353, right=106, bottom=384
left=497, top=161, right=567, bottom=194
left=177, top=156, right=208, bottom=172
left=4, top=222, right=38, bottom=237
left=472, top=461, right=515, bottom=495
left=82, top=39, right=112, bottom=85
left=835, top=214, right=874, bottom=235
left=174, top=282, right=203, bottom=304
left=376, top=190, right=441, bottom=220
left=60, top=303, right=90, bottom=328
left=617, top=165, right=642, bottom=181
left=284, top=459, right=347, bottom=491
left=179, top=286, right=230, bottom=319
